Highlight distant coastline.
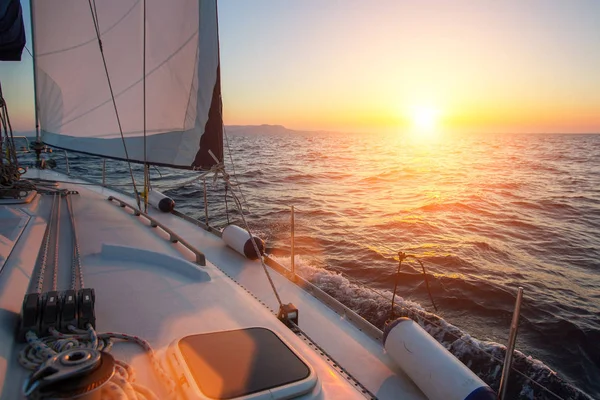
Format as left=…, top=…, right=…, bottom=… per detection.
left=13, top=125, right=600, bottom=139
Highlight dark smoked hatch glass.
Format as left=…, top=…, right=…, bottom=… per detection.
left=178, top=327, right=311, bottom=399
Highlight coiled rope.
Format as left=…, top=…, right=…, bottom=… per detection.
left=87, top=0, right=142, bottom=210
left=22, top=193, right=177, bottom=399
left=19, top=325, right=175, bottom=399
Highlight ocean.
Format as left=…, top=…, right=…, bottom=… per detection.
left=38, top=127, right=600, bottom=399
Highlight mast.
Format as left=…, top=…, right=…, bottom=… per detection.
left=143, top=0, right=148, bottom=212
left=28, top=0, right=40, bottom=140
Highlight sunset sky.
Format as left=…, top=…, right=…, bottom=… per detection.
left=2, top=0, right=600, bottom=134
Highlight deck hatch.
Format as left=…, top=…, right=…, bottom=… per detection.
left=178, top=327, right=311, bottom=399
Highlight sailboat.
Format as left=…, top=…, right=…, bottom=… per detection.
left=0, top=1, right=589, bottom=399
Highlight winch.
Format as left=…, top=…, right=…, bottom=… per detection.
left=23, top=349, right=115, bottom=399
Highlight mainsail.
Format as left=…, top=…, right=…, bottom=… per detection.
left=31, top=0, right=224, bottom=170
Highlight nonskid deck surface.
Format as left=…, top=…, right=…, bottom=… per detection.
left=0, top=170, right=426, bottom=399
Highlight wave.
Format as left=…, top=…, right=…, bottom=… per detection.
left=55, top=131, right=600, bottom=398
left=270, top=255, right=593, bottom=400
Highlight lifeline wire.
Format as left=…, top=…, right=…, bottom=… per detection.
left=224, top=127, right=250, bottom=211
left=299, top=250, right=564, bottom=400
left=288, top=207, right=565, bottom=399
left=208, top=151, right=283, bottom=307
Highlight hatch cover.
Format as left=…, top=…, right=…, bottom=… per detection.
left=176, top=327, right=315, bottom=399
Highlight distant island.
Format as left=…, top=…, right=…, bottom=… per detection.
left=225, top=124, right=297, bottom=135
left=226, top=124, right=357, bottom=136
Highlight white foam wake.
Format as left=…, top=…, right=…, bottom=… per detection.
left=269, top=254, right=593, bottom=400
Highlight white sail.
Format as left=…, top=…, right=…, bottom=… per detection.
left=31, top=0, right=223, bottom=169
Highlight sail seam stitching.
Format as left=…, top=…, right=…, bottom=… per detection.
left=182, top=34, right=200, bottom=131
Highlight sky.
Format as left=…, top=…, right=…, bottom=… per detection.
left=2, top=0, right=600, bottom=134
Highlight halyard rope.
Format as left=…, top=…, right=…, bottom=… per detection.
left=66, top=194, right=84, bottom=290
left=34, top=194, right=57, bottom=294
left=51, top=195, right=61, bottom=291
left=142, top=0, right=148, bottom=214
left=87, top=0, right=142, bottom=210
left=234, top=185, right=283, bottom=306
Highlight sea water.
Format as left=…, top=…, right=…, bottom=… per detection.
left=49, top=129, right=600, bottom=399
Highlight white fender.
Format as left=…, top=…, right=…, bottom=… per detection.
left=222, top=225, right=265, bottom=260
left=384, top=318, right=496, bottom=400
left=148, top=190, right=174, bottom=213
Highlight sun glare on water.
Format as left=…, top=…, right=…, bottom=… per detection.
left=409, top=106, right=441, bottom=139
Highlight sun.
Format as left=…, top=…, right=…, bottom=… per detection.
left=410, top=106, right=440, bottom=133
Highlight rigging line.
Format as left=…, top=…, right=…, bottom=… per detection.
left=146, top=167, right=213, bottom=191
left=398, top=306, right=565, bottom=400
left=27, top=0, right=40, bottom=140
left=66, top=195, right=84, bottom=290
left=51, top=195, right=61, bottom=291
left=35, top=195, right=57, bottom=294
left=0, top=82, right=19, bottom=169
left=209, top=154, right=283, bottom=306
left=142, top=0, right=148, bottom=213
left=29, top=179, right=137, bottom=187
left=332, top=265, right=558, bottom=398
left=224, top=127, right=250, bottom=210
left=325, top=267, right=565, bottom=400
left=35, top=0, right=141, bottom=58
left=388, top=254, right=403, bottom=321
left=388, top=253, right=437, bottom=314
left=87, top=0, right=142, bottom=210
left=57, top=29, right=198, bottom=130
left=224, top=181, right=230, bottom=225
left=406, top=254, right=437, bottom=311
left=230, top=184, right=282, bottom=306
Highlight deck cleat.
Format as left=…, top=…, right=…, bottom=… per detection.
left=40, top=291, right=60, bottom=336
left=277, top=303, right=299, bottom=328
left=18, top=293, right=41, bottom=342
left=59, top=290, right=78, bottom=333
left=77, top=288, right=96, bottom=330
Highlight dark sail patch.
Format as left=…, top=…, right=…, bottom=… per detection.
left=0, top=0, right=26, bottom=61
left=192, top=66, right=224, bottom=170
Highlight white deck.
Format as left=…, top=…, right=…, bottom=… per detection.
left=0, top=169, right=426, bottom=399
